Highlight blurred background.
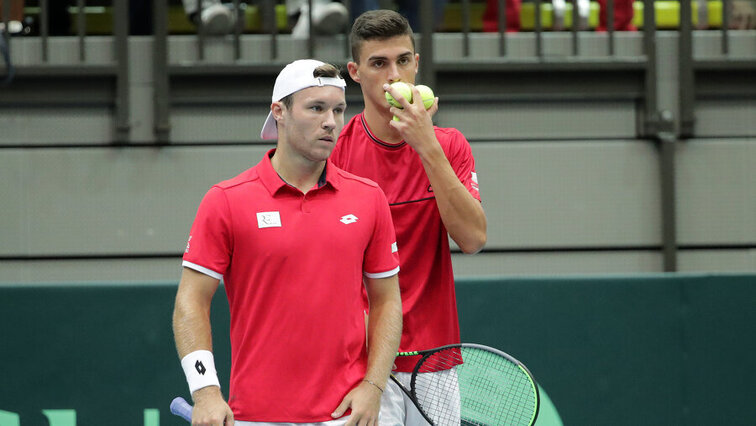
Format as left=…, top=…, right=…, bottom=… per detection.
left=1, top=1, right=754, bottom=425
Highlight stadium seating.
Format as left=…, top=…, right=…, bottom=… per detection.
left=17, top=1, right=729, bottom=35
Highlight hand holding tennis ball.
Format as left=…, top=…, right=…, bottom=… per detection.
left=385, top=82, right=413, bottom=108
left=384, top=82, right=435, bottom=121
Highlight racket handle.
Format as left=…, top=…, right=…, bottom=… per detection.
left=170, top=396, right=193, bottom=422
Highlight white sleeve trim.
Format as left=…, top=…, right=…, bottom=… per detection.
left=182, top=261, right=223, bottom=280
left=364, top=266, right=400, bottom=279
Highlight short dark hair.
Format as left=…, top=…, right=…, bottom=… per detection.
left=280, top=63, right=342, bottom=109
left=350, top=10, right=415, bottom=63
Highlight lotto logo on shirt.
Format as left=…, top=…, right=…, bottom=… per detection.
left=471, top=171, right=479, bottom=192
left=185, top=236, right=192, bottom=253
left=340, top=214, right=358, bottom=225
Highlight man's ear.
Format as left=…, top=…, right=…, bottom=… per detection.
left=347, top=61, right=360, bottom=84
left=271, top=101, right=284, bottom=121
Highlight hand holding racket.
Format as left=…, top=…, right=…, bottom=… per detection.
left=390, top=343, right=540, bottom=426
left=171, top=343, right=538, bottom=425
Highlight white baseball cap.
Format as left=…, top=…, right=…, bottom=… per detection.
left=260, top=59, right=347, bottom=140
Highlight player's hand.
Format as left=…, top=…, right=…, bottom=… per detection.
left=191, top=386, right=234, bottom=426
left=384, top=83, right=439, bottom=155
left=331, top=380, right=382, bottom=426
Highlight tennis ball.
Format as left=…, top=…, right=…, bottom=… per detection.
left=415, top=85, right=435, bottom=110
left=385, top=82, right=412, bottom=108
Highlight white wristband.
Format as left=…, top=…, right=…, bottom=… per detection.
left=181, top=350, right=221, bottom=394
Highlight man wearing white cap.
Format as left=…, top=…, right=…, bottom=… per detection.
left=174, top=59, right=403, bottom=425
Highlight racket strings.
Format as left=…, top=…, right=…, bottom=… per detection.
left=413, top=347, right=537, bottom=426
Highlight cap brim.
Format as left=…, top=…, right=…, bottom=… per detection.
left=260, top=111, right=278, bottom=140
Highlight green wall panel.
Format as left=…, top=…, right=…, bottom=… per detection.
left=1, top=274, right=754, bottom=425
left=0, top=283, right=230, bottom=426
left=682, top=275, right=756, bottom=424
left=457, top=276, right=684, bottom=424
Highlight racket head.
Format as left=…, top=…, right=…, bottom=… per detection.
left=410, top=343, right=540, bottom=426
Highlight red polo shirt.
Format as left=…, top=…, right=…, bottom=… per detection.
left=182, top=149, right=400, bottom=422
left=331, top=113, right=481, bottom=372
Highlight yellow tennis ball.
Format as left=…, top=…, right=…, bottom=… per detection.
left=415, top=85, right=435, bottom=110
left=385, top=82, right=412, bottom=108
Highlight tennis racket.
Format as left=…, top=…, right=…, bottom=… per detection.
left=170, top=396, right=193, bottom=422
left=390, top=343, right=540, bottom=426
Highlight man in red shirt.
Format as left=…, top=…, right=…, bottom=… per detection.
left=330, top=10, right=487, bottom=425
left=173, top=59, right=403, bottom=425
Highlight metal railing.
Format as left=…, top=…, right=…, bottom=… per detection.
left=0, top=0, right=131, bottom=143
left=2, top=0, right=753, bottom=146
left=3, top=0, right=755, bottom=271
left=153, top=0, right=660, bottom=118
left=678, top=0, right=756, bottom=138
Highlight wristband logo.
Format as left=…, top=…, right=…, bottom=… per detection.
left=195, top=360, right=207, bottom=375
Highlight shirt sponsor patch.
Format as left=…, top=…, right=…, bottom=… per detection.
left=391, top=242, right=398, bottom=253
left=257, top=211, right=282, bottom=228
